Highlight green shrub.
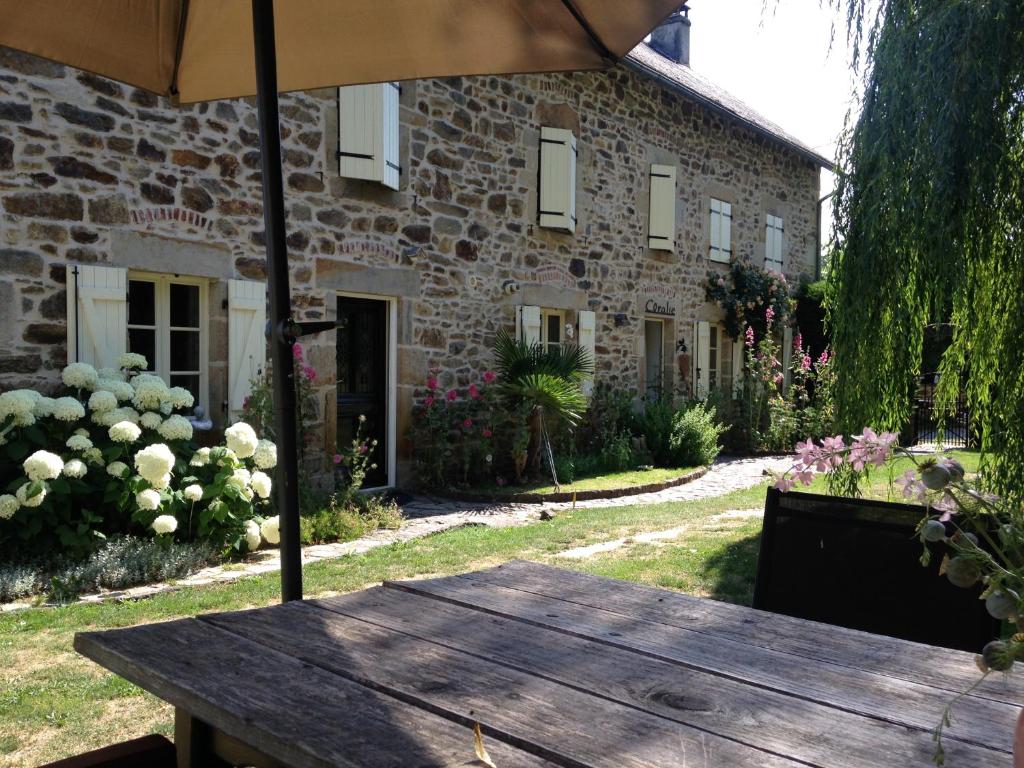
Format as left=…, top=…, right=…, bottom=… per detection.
left=633, top=399, right=676, bottom=467
left=597, top=432, right=634, bottom=472
left=553, top=454, right=576, bottom=484
left=669, top=403, right=726, bottom=466
left=299, top=492, right=402, bottom=545
left=0, top=535, right=214, bottom=603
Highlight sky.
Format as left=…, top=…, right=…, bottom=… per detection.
left=681, top=0, right=862, bottom=238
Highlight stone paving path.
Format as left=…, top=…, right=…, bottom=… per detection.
left=1, top=454, right=789, bottom=612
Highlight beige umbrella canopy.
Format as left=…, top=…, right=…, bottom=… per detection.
left=0, top=0, right=682, bottom=601
left=0, top=0, right=680, bottom=103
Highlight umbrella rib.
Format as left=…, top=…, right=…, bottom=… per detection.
left=558, top=0, right=616, bottom=62
left=169, top=0, right=191, bottom=96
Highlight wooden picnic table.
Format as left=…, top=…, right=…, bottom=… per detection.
left=74, top=560, right=1021, bottom=767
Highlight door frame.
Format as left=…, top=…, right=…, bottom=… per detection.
left=336, top=290, right=397, bottom=491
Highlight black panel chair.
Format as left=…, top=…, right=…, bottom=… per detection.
left=39, top=734, right=176, bottom=768
left=753, top=488, right=999, bottom=652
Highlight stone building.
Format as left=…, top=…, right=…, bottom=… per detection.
left=0, top=11, right=829, bottom=488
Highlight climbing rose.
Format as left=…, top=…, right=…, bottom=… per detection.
left=423, top=395, right=435, bottom=408
left=446, top=389, right=457, bottom=402
left=462, top=418, right=473, bottom=429
left=292, top=343, right=303, bottom=360
left=468, top=384, right=480, bottom=400
left=426, top=377, right=438, bottom=391
left=483, top=371, right=497, bottom=383
left=483, top=428, right=493, bottom=438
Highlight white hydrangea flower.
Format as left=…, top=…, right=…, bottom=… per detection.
left=139, top=411, right=164, bottom=430
left=95, top=367, right=124, bottom=383
left=119, top=352, right=148, bottom=370
left=82, top=447, right=104, bottom=466
left=167, top=387, right=195, bottom=410
left=62, top=458, right=88, bottom=479
left=32, top=396, right=56, bottom=418
left=184, top=484, right=203, bottom=501
left=226, top=468, right=251, bottom=490
left=151, top=514, right=178, bottom=534
left=216, top=448, right=237, bottom=466
left=157, top=414, right=193, bottom=441
left=0, top=493, right=19, bottom=519
left=62, top=362, right=99, bottom=390
left=250, top=470, right=272, bottom=499
left=243, top=519, right=262, bottom=551
left=98, top=406, right=141, bottom=427
left=134, top=443, right=176, bottom=485
left=260, top=515, right=280, bottom=545
left=53, top=396, right=86, bottom=422
left=224, top=422, right=259, bottom=459
left=95, top=379, right=135, bottom=402
left=159, top=400, right=173, bottom=415
left=87, top=390, right=118, bottom=413
left=65, top=434, right=93, bottom=452
left=136, top=488, right=161, bottom=511
left=24, top=450, right=64, bottom=482
left=189, top=447, right=211, bottom=467
left=131, top=374, right=169, bottom=411
left=73, top=427, right=89, bottom=436
left=253, top=439, right=277, bottom=470
left=150, top=473, right=172, bottom=490
left=109, top=421, right=142, bottom=443
left=16, top=482, right=46, bottom=508
left=0, top=390, right=39, bottom=427
left=106, top=461, right=129, bottom=478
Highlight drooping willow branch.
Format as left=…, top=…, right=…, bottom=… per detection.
left=826, top=0, right=1024, bottom=499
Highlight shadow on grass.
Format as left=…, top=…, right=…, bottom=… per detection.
left=698, top=529, right=762, bottom=607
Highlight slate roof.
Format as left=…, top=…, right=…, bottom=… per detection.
left=624, top=43, right=833, bottom=169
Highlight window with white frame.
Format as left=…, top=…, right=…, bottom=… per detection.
left=541, top=309, right=566, bottom=352
left=709, top=198, right=732, bottom=263
left=765, top=214, right=784, bottom=272
left=127, top=273, right=208, bottom=411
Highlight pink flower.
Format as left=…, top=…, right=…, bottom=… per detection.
left=482, top=428, right=493, bottom=438
left=468, top=384, right=480, bottom=400
left=423, top=395, right=435, bottom=407
left=242, top=395, right=250, bottom=409
left=292, top=343, right=303, bottom=360
left=774, top=475, right=796, bottom=492
left=717, top=277, right=725, bottom=287
left=332, top=453, right=342, bottom=465
left=462, top=418, right=473, bottom=429
left=482, top=371, right=497, bottom=384
left=795, top=468, right=815, bottom=486
left=794, top=438, right=817, bottom=464
left=426, top=377, right=438, bottom=391
left=303, top=364, right=317, bottom=381
left=794, top=332, right=803, bottom=352
left=801, top=355, right=812, bottom=371
left=745, top=326, right=755, bottom=348
left=818, top=349, right=830, bottom=366
left=773, top=373, right=784, bottom=386
left=765, top=306, right=775, bottom=324
left=446, top=389, right=457, bottom=402
left=358, top=443, right=368, bottom=454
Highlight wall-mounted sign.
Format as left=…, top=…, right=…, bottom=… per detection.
left=645, top=298, right=675, bottom=317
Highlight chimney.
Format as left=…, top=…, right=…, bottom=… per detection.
left=649, top=4, right=691, bottom=67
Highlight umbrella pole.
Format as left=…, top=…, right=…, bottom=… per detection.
left=252, top=0, right=302, bottom=602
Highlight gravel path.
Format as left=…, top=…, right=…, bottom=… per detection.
left=1, top=455, right=789, bottom=612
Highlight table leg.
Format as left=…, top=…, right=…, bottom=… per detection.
left=175, top=707, right=287, bottom=768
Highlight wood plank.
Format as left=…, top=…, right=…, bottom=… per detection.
left=203, top=602, right=806, bottom=768
left=313, top=585, right=1009, bottom=768
left=463, top=560, right=1024, bottom=704
left=74, top=619, right=558, bottom=768
left=390, top=573, right=1016, bottom=754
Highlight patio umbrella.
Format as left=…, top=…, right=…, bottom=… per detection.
left=0, top=0, right=683, bottom=602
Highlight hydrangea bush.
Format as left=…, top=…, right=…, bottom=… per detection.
left=0, top=355, right=277, bottom=559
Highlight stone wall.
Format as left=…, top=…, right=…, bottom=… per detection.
left=0, top=45, right=820, bottom=485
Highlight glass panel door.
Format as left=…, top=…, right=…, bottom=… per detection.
left=644, top=319, right=664, bottom=401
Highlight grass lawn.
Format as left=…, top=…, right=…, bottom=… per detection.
left=0, top=481, right=768, bottom=767
left=470, top=464, right=703, bottom=496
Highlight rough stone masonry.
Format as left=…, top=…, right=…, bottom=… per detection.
left=0, top=40, right=821, bottom=485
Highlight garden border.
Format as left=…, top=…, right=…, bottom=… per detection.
left=428, top=465, right=710, bottom=504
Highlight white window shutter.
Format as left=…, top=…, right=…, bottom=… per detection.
left=338, top=83, right=400, bottom=190
left=66, top=264, right=127, bottom=369
left=228, top=279, right=267, bottom=419
left=695, top=320, right=711, bottom=399
left=648, top=164, right=676, bottom=250
left=765, top=214, right=784, bottom=270
left=732, top=333, right=744, bottom=399
left=577, top=310, right=596, bottom=396
left=517, top=305, right=541, bottom=346
left=539, top=126, right=576, bottom=232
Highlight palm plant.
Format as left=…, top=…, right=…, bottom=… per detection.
left=493, top=329, right=593, bottom=484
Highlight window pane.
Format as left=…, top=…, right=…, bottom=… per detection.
left=170, top=330, right=200, bottom=371
left=546, top=314, right=561, bottom=344
left=169, top=283, right=201, bottom=328
left=170, top=374, right=200, bottom=403
left=128, top=280, right=155, bottom=326
left=128, top=328, right=156, bottom=370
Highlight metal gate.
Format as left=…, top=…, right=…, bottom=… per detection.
left=912, top=381, right=973, bottom=448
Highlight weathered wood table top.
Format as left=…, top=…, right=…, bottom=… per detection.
left=75, top=560, right=1021, bottom=767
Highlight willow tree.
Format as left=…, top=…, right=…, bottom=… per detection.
left=828, top=0, right=1024, bottom=496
